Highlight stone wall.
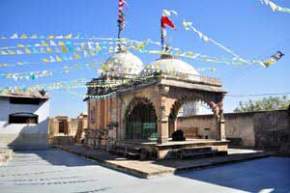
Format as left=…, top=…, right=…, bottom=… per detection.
left=177, top=115, right=218, bottom=140
left=177, top=110, right=290, bottom=153
left=49, top=114, right=88, bottom=145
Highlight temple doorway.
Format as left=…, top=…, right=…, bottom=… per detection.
left=125, top=98, right=157, bottom=141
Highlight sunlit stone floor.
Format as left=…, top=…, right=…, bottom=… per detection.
left=0, top=149, right=289, bottom=193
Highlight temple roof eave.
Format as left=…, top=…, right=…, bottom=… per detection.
left=85, top=74, right=226, bottom=101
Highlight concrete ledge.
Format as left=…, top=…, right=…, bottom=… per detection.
left=56, top=145, right=271, bottom=179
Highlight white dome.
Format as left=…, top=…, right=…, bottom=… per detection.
left=141, top=58, right=199, bottom=76
left=101, top=51, right=144, bottom=78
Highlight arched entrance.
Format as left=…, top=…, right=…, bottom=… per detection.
left=125, top=98, right=158, bottom=141
left=168, top=97, right=218, bottom=139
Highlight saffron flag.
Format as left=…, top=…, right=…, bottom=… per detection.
left=161, top=9, right=176, bottom=29
left=161, top=16, right=175, bottom=29
left=160, top=9, right=176, bottom=51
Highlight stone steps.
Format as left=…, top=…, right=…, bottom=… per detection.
left=109, top=145, right=141, bottom=160
left=175, top=147, right=216, bottom=159
left=57, top=145, right=271, bottom=179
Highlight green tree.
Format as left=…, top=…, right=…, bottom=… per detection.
left=234, top=96, right=290, bottom=113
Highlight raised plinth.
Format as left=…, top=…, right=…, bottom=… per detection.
left=115, top=139, right=229, bottom=160
left=155, top=139, right=229, bottom=159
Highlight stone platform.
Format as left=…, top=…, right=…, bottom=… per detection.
left=115, top=139, right=229, bottom=159
left=57, top=144, right=270, bottom=178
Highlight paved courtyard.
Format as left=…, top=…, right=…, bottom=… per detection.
left=0, top=149, right=289, bottom=193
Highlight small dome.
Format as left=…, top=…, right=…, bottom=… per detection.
left=141, top=58, right=199, bottom=77
left=100, top=51, right=143, bottom=78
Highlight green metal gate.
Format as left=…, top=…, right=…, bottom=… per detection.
left=126, top=122, right=157, bottom=140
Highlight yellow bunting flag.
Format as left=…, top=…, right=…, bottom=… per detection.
left=42, top=58, right=50, bottom=63
left=48, top=35, right=55, bottom=39
left=95, top=43, right=101, bottom=52
left=65, top=34, right=73, bottom=39
left=55, top=55, right=62, bottom=62
left=46, top=47, right=52, bottom=53
left=263, top=51, right=285, bottom=68
left=61, top=45, right=68, bottom=53
left=17, top=44, right=25, bottom=48
left=20, top=34, right=28, bottom=39
left=73, top=54, right=81, bottom=59
left=41, top=41, right=49, bottom=47
left=57, top=41, right=67, bottom=53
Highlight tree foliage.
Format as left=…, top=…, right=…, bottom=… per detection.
left=234, top=96, right=290, bottom=113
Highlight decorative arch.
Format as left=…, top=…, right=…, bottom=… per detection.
left=169, top=96, right=216, bottom=119
left=168, top=94, right=224, bottom=137
left=124, top=97, right=158, bottom=140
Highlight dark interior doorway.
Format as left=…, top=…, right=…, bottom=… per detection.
left=126, top=101, right=157, bottom=140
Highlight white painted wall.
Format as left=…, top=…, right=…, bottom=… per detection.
left=0, top=97, right=49, bottom=150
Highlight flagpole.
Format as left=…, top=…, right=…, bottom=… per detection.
left=117, top=0, right=125, bottom=52
left=118, top=23, right=122, bottom=51
left=161, top=10, right=175, bottom=55
left=161, top=22, right=167, bottom=52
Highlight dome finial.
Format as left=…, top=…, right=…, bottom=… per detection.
left=160, top=45, right=174, bottom=59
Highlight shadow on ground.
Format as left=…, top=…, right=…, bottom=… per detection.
left=12, top=148, right=96, bottom=167
left=175, top=157, right=290, bottom=193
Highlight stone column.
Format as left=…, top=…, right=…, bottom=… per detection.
left=158, top=104, right=169, bottom=144
left=87, top=100, right=91, bottom=130
left=218, top=111, right=226, bottom=141
left=157, top=86, right=170, bottom=144
left=217, top=95, right=226, bottom=141
left=95, top=99, right=101, bottom=148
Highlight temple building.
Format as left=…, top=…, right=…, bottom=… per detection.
left=84, top=50, right=228, bottom=159
left=0, top=90, right=49, bottom=150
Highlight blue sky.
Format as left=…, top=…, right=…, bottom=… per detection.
left=0, top=0, right=289, bottom=117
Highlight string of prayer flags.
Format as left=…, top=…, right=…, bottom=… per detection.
left=0, top=33, right=78, bottom=40
left=0, top=34, right=273, bottom=68
left=0, top=40, right=98, bottom=56
left=1, top=70, right=53, bottom=81
left=182, top=20, right=252, bottom=65
left=0, top=60, right=99, bottom=81
left=260, top=0, right=290, bottom=14
left=0, top=79, right=90, bottom=94
left=196, top=67, right=217, bottom=73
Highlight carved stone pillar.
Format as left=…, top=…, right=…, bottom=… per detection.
left=218, top=96, right=226, bottom=141
left=157, top=86, right=170, bottom=144
left=158, top=104, right=169, bottom=144
left=218, top=110, right=226, bottom=141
